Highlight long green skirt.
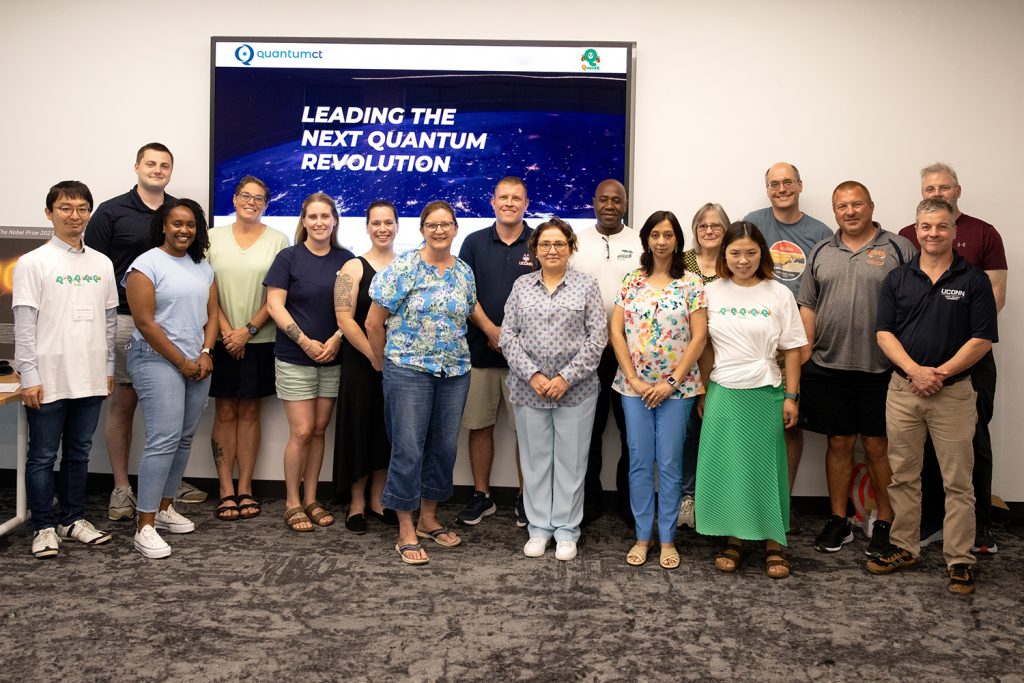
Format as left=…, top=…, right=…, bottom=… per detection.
left=695, top=382, right=789, bottom=545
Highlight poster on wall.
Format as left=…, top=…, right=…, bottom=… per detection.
left=0, top=227, right=51, bottom=361
left=211, top=38, right=634, bottom=253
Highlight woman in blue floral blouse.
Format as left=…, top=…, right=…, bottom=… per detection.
left=366, top=200, right=476, bottom=565
left=500, top=218, right=607, bottom=562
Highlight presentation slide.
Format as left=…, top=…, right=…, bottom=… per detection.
left=211, top=39, right=633, bottom=253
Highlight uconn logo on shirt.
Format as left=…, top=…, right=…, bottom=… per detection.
left=941, top=287, right=966, bottom=301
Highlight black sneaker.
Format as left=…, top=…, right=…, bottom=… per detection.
left=971, top=526, right=998, bottom=555
left=920, top=521, right=944, bottom=548
left=456, top=491, right=496, bottom=526
left=514, top=492, right=528, bottom=529
left=866, top=519, right=892, bottom=558
left=947, top=563, right=976, bottom=594
left=814, top=515, right=854, bottom=553
left=866, top=547, right=920, bottom=575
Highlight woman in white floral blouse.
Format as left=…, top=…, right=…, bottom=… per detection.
left=500, top=218, right=607, bottom=562
left=609, top=210, right=708, bottom=570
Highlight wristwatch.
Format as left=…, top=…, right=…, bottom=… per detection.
left=666, top=376, right=678, bottom=387
left=784, top=391, right=800, bottom=401
left=201, top=347, right=212, bottom=357
left=245, top=322, right=259, bottom=336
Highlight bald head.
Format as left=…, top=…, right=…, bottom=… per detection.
left=594, top=179, right=628, bottom=232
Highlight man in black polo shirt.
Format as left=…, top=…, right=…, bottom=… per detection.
left=85, top=142, right=207, bottom=521
left=455, top=176, right=534, bottom=527
left=868, top=198, right=997, bottom=595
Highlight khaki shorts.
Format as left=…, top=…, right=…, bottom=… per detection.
left=274, top=358, right=341, bottom=401
left=114, top=314, right=136, bottom=385
left=461, top=367, right=514, bottom=430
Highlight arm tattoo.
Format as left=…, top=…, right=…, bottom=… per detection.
left=211, top=439, right=224, bottom=466
left=335, top=273, right=354, bottom=311
left=284, top=323, right=302, bottom=343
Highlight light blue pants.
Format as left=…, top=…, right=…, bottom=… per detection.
left=622, top=395, right=694, bottom=544
left=129, top=338, right=211, bottom=514
left=513, top=392, right=598, bottom=543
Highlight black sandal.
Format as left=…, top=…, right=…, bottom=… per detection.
left=215, top=495, right=240, bottom=521
left=236, top=493, right=262, bottom=519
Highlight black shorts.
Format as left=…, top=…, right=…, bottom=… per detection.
left=208, top=341, right=277, bottom=399
left=799, top=360, right=889, bottom=437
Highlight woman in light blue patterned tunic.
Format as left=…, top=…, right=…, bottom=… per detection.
left=501, top=218, right=607, bottom=561
left=366, top=200, right=476, bottom=565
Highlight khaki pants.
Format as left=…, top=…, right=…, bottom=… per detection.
left=886, top=373, right=977, bottom=567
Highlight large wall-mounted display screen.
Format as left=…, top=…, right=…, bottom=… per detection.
left=211, top=38, right=633, bottom=253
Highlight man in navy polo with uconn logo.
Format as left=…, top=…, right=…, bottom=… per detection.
left=868, top=197, right=997, bottom=595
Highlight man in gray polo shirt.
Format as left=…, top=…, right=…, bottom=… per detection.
left=797, top=181, right=915, bottom=557
left=745, top=161, right=830, bottom=531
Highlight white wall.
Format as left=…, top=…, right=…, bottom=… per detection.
left=2, top=0, right=1021, bottom=500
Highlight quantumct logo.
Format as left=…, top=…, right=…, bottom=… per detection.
left=581, top=48, right=601, bottom=71
left=235, top=44, right=255, bottom=65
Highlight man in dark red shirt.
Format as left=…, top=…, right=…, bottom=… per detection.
left=899, top=162, right=1007, bottom=555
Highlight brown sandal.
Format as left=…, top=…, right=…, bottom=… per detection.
left=284, top=506, right=313, bottom=532
left=765, top=545, right=791, bottom=579
left=304, top=500, right=335, bottom=527
left=715, top=541, right=743, bottom=573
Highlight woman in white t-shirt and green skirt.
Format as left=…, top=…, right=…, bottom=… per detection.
left=696, top=221, right=807, bottom=579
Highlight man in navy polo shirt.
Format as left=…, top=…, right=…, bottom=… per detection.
left=868, top=198, right=997, bottom=595
left=85, top=142, right=207, bottom=521
left=455, top=176, right=534, bottom=527
left=898, top=162, right=1008, bottom=554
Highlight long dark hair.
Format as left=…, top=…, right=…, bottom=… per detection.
left=150, top=198, right=209, bottom=263
left=639, top=210, right=687, bottom=278
left=716, top=221, right=774, bottom=281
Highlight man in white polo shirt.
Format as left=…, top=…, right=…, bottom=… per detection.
left=14, top=181, right=118, bottom=558
left=573, top=179, right=641, bottom=525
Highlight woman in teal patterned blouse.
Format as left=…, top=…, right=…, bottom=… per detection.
left=366, top=200, right=476, bottom=565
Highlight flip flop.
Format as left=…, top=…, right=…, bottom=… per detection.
left=626, top=543, right=650, bottom=566
left=660, top=546, right=681, bottom=570
left=284, top=506, right=314, bottom=532
left=396, top=542, right=430, bottom=565
left=304, top=501, right=335, bottom=527
left=416, top=526, right=461, bottom=547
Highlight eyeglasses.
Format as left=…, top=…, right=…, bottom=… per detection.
left=538, top=241, right=569, bottom=253
left=766, top=179, right=798, bottom=190
left=54, top=205, right=91, bottom=217
left=236, top=192, right=267, bottom=205
left=697, top=223, right=724, bottom=233
left=423, top=221, right=454, bottom=232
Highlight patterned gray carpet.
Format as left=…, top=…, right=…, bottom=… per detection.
left=1, top=493, right=1021, bottom=682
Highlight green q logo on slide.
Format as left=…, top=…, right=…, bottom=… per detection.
left=581, top=49, right=601, bottom=71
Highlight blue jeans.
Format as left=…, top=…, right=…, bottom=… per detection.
left=128, top=338, right=211, bottom=513
left=622, top=395, right=694, bottom=544
left=514, top=392, right=598, bottom=543
left=381, top=360, right=470, bottom=511
left=25, top=395, right=105, bottom=530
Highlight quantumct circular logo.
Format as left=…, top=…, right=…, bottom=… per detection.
left=235, top=44, right=255, bottom=66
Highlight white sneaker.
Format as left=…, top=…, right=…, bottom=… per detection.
left=555, top=540, right=577, bottom=561
left=677, top=495, right=695, bottom=528
left=134, top=524, right=171, bottom=559
left=108, top=485, right=136, bottom=521
left=57, top=519, right=112, bottom=545
left=154, top=505, right=195, bottom=534
left=175, top=481, right=208, bottom=504
left=524, top=537, right=549, bottom=557
left=32, top=528, right=60, bottom=558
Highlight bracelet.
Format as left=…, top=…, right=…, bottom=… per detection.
left=180, top=359, right=190, bottom=372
